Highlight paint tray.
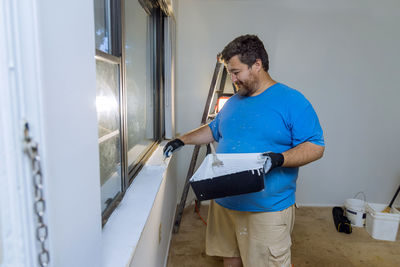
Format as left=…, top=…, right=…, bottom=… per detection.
left=190, top=153, right=265, bottom=201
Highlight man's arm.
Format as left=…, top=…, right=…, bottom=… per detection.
left=163, top=125, right=215, bottom=157
left=179, top=124, right=215, bottom=145
left=282, top=141, right=324, bottom=167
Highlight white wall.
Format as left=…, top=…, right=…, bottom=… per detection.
left=1, top=0, right=102, bottom=266
left=129, top=155, right=178, bottom=267
left=0, top=220, right=2, bottom=264
left=1, top=0, right=180, bottom=266
left=175, top=0, right=400, bottom=206
left=37, top=1, right=103, bottom=266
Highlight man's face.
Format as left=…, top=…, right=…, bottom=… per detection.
left=227, top=55, right=258, bottom=96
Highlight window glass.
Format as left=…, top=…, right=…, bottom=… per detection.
left=94, top=0, right=111, bottom=53
left=95, top=59, right=122, bottom=212
left=93, top=0, right=164, bottom=221
left=125, top=1, right=154, bottom=167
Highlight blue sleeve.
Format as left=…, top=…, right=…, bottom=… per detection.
left=290, top=96, right=325, bottom=147
left=208, top=113, right=221, bottom=142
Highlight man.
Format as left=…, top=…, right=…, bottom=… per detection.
left=164, top=35, right=324, bottom=267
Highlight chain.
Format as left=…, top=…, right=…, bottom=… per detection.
left=23, top=122, right=50, bottom=267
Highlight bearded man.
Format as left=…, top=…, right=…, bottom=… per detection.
left=164, top=35, right=325, bottom=267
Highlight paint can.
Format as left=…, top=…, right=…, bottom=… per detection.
left=345, top=192, right=366, bottom=227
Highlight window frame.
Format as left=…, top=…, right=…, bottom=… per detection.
left=95, top=48, right=125, bottom=224
left=95, top=0, right=168, bottom=225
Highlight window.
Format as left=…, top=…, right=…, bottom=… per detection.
left=124, top=0, right=154, bottom=170
left=94, top=0, right=169, bottom=223
left=94, top=0, right=111, bottom=53
left=95, top=53, right=122, bottom=212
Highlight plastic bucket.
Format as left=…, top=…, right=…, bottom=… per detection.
left=365, top=203, right=400, bottom=241
left=345, top=192, right=366, bottom=227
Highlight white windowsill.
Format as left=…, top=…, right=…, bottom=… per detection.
left=101, top=142, right=170, bottom=267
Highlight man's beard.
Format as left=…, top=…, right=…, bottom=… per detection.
left=236, top=80, right=257, bottom=96
left=237, top=85, right=251, bottom=96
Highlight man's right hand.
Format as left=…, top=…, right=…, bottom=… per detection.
left=163, top=139, right=185, bottom=158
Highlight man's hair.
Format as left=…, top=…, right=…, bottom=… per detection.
left=220, top=34, right=269, bottom=72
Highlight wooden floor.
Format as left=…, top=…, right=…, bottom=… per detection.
left=167, top=203, right=400, bottom=267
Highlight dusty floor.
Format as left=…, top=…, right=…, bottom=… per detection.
left=167, top=203, right=400, bottom=267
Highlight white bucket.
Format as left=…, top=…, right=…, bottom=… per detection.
left=365, top=203, right=400, bottom=241
left=344, top=192, right=366, bottom=227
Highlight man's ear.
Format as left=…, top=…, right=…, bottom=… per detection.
left=252, top=59, right=263, bottom=72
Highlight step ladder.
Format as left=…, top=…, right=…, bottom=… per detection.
left=172, top=57, right=236, bottom=233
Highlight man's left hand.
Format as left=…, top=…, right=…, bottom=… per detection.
left=262, top=152, right=284, bottom=173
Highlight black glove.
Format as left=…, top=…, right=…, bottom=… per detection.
left=163, top=139, right=185, bottom=158
left=262, top=152, right=284, bottom=173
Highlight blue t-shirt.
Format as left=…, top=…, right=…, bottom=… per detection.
left=208, top=83, right=324, bottom=212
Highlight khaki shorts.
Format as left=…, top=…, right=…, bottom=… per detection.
left=206, top=201, right=295, bottom=267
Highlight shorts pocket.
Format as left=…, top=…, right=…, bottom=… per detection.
left=267, top=237, right=292, bottom=266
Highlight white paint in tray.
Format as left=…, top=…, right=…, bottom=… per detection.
left=190, top=153, right=265, bottom=182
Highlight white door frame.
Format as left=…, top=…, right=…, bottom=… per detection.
left=0, top=0, right=48, bottom=266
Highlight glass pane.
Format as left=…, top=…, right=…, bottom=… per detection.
left=95, top=59, right=122, bottom=212
left=125, top=1, right=154, bottom=167
left=94, top=0, right=111, bottom=53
